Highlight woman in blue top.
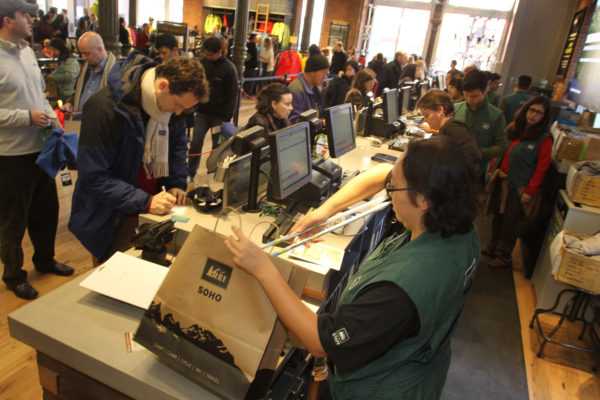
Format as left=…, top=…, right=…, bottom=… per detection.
left=226, top=138, right=480, bottom=399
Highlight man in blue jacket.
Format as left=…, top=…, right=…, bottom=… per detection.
left=69, top=54, right=209, bottom=263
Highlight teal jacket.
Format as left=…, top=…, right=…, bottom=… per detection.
left=52, top=56, right=80, bottom=100
left=330, top=229, right=480, bottom=399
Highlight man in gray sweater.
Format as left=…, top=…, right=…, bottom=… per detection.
left=0, top=0, right=73, bottom=300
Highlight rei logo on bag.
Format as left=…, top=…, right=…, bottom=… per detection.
left=202, top=258, right=233, bottom=289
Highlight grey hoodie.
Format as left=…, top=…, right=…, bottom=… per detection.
left=0, top=38, right=53, bottom=156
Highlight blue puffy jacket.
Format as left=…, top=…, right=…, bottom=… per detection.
left=69, top=52, right=188, bottom=260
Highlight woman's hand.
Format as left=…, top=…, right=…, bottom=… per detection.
left=521, top=192, right=532, bottom=204
left=288, top=207, right=332, bottom=241
left=225, top=226, right=273, bottom=278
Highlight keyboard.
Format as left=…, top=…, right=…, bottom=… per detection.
left=389, top=136, right=410, bottom=151
left=262, top=202, right=313, bottom=247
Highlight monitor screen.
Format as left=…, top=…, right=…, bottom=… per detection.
left=222, top=147, right=271, bottom=209
left=324, top=103, right=357, bottom=158
left=594, top=113, right=600, bottom=129
left=383, top=88, right=399, bottom=124
left=400, top=86, right=411, bottom=114
left=268, top=122, right=312, bottom=200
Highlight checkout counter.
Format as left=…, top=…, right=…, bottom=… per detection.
left=8, top=136, right=401, bottom=400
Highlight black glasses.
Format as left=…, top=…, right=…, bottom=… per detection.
left=527, top=107, right=545, bottom=116
left=385, top=171, right=412, bottom=197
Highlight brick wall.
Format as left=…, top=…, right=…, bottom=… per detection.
left=319, top=0, right=363, bottom=49
left=183, top=0, right=204, bottom=29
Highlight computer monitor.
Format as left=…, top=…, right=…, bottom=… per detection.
left=399, top=86, right=411, bottom=115
left=222, top=147, right=271, bottom=209
left=324, top=103, right=357, bottom=158
left=269, top=122, right=313, bottom=200
left=382, top=88, right=399, bottom=124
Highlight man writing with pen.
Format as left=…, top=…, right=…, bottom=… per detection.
left=69, top=53, right=209, bottom=265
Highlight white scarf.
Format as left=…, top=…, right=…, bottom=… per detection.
left=140, top=68, right=171, bottom=179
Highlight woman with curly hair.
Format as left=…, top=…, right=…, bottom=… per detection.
left=244, top=82, right=293, bottom=135
left=484, top=96, right=553, bottom=268
left=226, top=137, right=480, bottom=399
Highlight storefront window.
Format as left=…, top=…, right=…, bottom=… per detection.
left=433, top=13, right=506, bottom=72
left=448, top=0, right=515, bottom=12
left=368, top=5, right=430, bottom=62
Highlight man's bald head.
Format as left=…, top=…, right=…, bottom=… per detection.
left=395, top=51, right=408, bottom=66
left=78, top=32, right=107, bottom=68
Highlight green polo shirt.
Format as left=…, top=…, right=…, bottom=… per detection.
left=498, top=91, right=532, bottom=124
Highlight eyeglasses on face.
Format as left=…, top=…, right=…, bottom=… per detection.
left=527, top=107, right=545, bottom=116
left=385, top=171, right=412, bottom=197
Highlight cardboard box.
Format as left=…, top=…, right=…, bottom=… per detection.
left=566, top=163, right=600, bottom=208
left=582, top=134, right=600, bottom=160
left=550, top=230, right=600, bottom=294
left=554, top=133, right=585, bottom=161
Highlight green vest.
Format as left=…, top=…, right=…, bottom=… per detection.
left=502, top=92, right=532, bottom=124
left=330, top=229, right=480, bottom=400
left=454, top=100, right=503, bottom=153
left=487, top=90, right=501, bottom=107
left=493, top=131, right=553, bottom=190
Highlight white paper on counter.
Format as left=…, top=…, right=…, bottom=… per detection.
left=80, top=251, right=168, bottom=309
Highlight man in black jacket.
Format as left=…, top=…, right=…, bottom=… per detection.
left=377, top=50, right=407, bottom=96
left=189, top=37, right=239, bottom=179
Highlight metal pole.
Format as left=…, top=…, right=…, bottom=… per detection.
left=232, top=0, right=250, bottom=80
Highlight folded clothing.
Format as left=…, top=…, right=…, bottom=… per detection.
left=564, top=232, right=600, bottom=260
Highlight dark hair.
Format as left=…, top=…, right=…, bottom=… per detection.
left=507, top=96, right=551, bottom=141
left=78, top=17, right=88, bottom=30
left=489, top=72, right=501, bottom=82
left=220, top=25, right=228, bottom=34
left=202, top=37, right=223, bottom=53
left=0, top=12, right=15, bottom=29
left=402, top=137, right=478, bottom=237
left=462, top=69, right=488, bottom=92
left=352, top=68, right=376, bottom=94
left=375, top=53, right=384, bottom=62
left=256, top=83, right=291, bottom=115
left=345, top=60, right=359, bottom=73
left=449, top=74, right=463, bottom=93
left=517, top=75, right=532, bottom=90
left=49, top=38, right=71, bottom=61
left=119, top=17, right=124, bottom=24
left=309, top=44, right=321, bottom=56
left=155, top=57, right=209, bottom=103
left=417, top=89, right=454, bottom=116
left=156, top=32, right=178, bottom=50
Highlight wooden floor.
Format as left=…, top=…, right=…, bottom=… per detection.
left=1, top=99, right=599, bottom=399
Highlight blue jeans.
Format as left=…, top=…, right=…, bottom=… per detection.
left=188, top=113, right=223, bottom=178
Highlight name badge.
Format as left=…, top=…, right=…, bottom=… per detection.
left=159, top=130, right=167, bottom=136
left=482, top=123, right=490, bottom=130
left=528, top=144, right=535, bottom=150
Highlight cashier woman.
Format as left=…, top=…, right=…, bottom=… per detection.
left=225, top=137, right=480, bottom=399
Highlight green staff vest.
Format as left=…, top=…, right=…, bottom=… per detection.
left=502, top=91, right=532, bottom=124
left=492, top=131, right=553, bottom=190
left=454, top=100, right=503, bottom=154
left=330, top=228, right=480, bottom=400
